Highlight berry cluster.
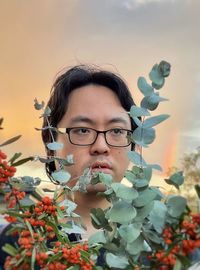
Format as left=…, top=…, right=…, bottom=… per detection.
left=4, top=241, right=94, bottom=270
left=35, top=196, right=57, bottom=216
left=150, top=212, right=200, bottom=270
left=4, top=187, right=25, bottom=208
left=46, top=242, right=94, bottom=270
left=0, top=150, right=16, bottom=184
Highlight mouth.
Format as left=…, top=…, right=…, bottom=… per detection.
left=90, top=162, right=112, bottom=174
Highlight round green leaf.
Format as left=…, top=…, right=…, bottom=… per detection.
left=149, top=64, right=164, bottom=86
left=128, top=151, right=147, bottom=166
left=88, top=231, right=106, bottom=246
left=118, top=223, right=141, bottom=243
left=143, top=229, right=162, bottom=244
left=143, top=114, right=170, bottom=128
left=111, top=183, right=138, bottom=202
left=99, top=173, right=113, bottom=186
left=52, top=170, right=71, bottom=184
left=133, top=188, right=157, bottom=207
left=141, top=93, right=168, bottom=110
left=134, top=201, right=154, bottom=222
left=130, top=105, right=150, bottom=117
left=149, top=201, right=167, bottom=233
left=132, top=127, right=156, bottom=146
left=158, top=60, right=171, bottom=77
left=141, top=95, right=159, bottom=111
left=137, top=77, right=154, bottom=96
left=107, top=201, right=137, bottom=224
left=126, top=235, right=144, bottom=255
left=166, top=171, right=184, bottom=189
left=166, top=195, right=187, bottom=217
left=47, top=142, right=63, bottom=151
left=106, top=253, right=129, bottom=269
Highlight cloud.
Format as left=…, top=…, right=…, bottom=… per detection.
left=120, top=0, right=174, bottom=10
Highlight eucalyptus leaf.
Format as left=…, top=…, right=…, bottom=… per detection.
left=166, top=195, right=187, bottom=217
left=134, top=201, right=154, bottom=222
left=106, top=201, right=137, bottom=224
left=133, top=188, right=157, bottom=207
left=90, top=208, right=112, bottom=230
left=47, top=142, right=63, bottom=151
left=125, top=168, right=149, bottom=188
left=137, top=77, right=154, bottom=96
left=143, top=114, right=170, bottom=128
left=51, top=170, right=71, bottom=184
left=152, top=80, right=165, bottom=90
left=150, top=187, right=165, bottom=200
left=148, top=163, right=162, bottom=171
left=132, top=116, right=143, bottom=127
left=141, top=93, right=168, bottom=111
left=88, top=231, right=106, bottom=246
left=55, top=155, right=74, bottom=166
left=118, top=223, right=141, bottom=243
left=143, top=229, right=162, bottom=244
left=106, top=253, right=129, bottom=269
left=158, top=60, right=171, bottom=77
left=149, top=64, right=165, bottom=86
left=42, top=106, right=51, bottom=117
left=128, top=151, right=147, bottom=166
left=34, top=98, right=45, bottom=110
left=132, top=127, right=155, bottom=146
left=165, top=171, right=184, bottom=189
left=62, top=223, right=85, bottom=235
left=59, top=199, right=77, bottom=214
left=141, top=95, right=158, bottom=111
left=130, top=105, right=150, bottom=117
left=77, top=168, right=92, bottom=192
left=125, top=167, right=150, bottom=186
left=111, top=183, right=138, bottom=202
left=126, top=235, right=144, bottom=255
left=149, top=201, right=167, bottom=233
left=143, top=166, right=153, bottom=182
left=99, top=173, right=113, bottom=186
left=131, top=179, right=149, bottom=188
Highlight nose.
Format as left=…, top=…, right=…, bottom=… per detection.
left=89, top=132, right=110, bottom=155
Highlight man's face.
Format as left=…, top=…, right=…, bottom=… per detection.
left=56, top=84, right=131, bottom=190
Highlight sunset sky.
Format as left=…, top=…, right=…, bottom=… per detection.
left=0, top=0, right=200, bottom=186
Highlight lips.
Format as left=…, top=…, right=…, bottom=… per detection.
left=91, top=161, right=112, bottom=173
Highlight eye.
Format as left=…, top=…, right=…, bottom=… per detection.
left=110, top=128, right=124, bottom=135
left=73, top=128, right=91, bottom=134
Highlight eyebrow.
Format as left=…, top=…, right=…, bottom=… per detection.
left=69, top=116, right=129, bottom=126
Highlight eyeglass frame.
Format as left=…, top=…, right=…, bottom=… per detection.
left=57, top=127, right=133, bottom=147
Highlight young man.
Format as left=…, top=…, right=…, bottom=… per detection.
left=42, top=65, right=137, bottom=237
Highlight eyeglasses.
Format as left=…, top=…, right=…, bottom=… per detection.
left=57, top=127, right=132, bottom=147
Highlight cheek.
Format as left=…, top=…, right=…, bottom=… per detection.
left=116, top=149, right=130, bottom=166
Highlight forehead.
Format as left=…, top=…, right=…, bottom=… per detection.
left=58, top=84, right=131, bottom=127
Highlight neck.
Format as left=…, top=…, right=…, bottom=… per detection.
left=75, top=191, right=110, bottom=239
